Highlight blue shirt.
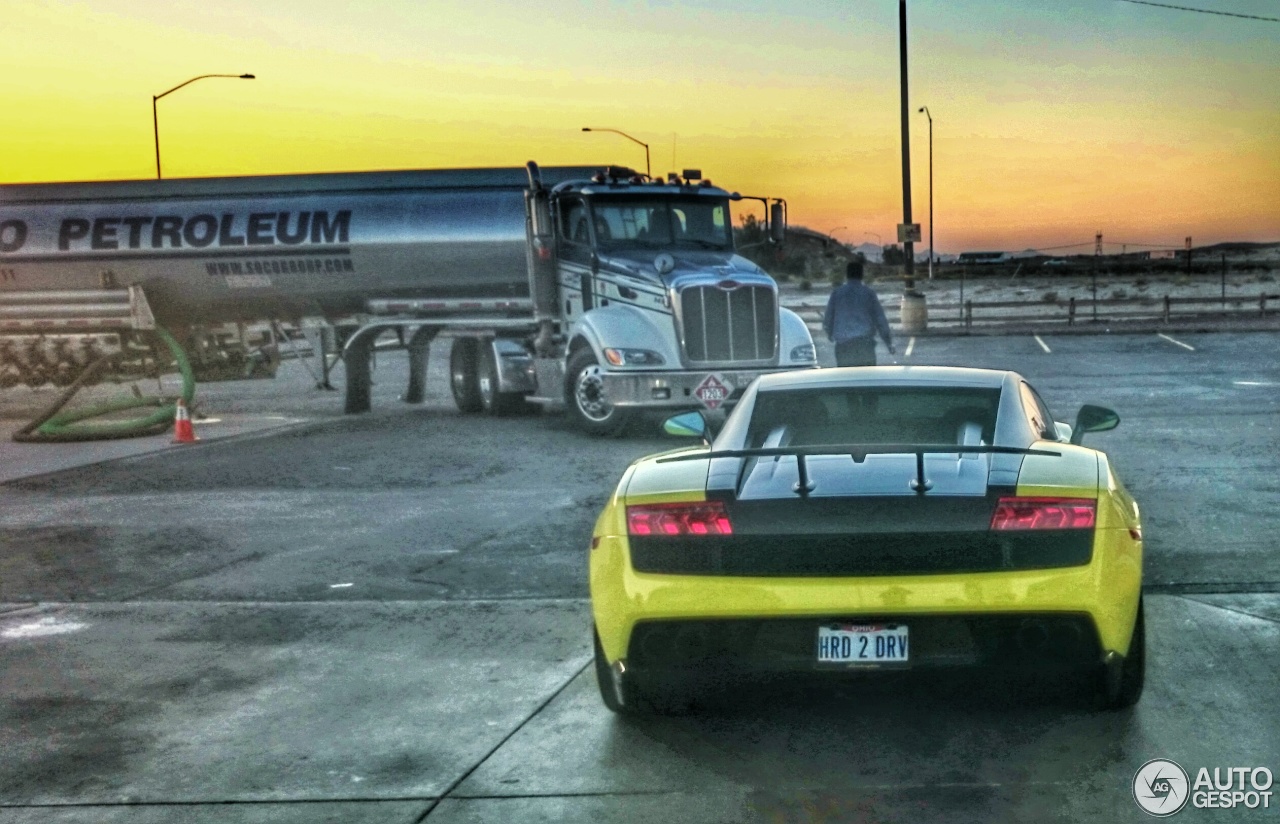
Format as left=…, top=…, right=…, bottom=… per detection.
left=823, top=281, right=893, bottom=346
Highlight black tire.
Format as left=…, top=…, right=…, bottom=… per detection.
left=479, top=340, right=530, bottom=416
left=565, top=348, right=631, bottom=436
left=449, top=337, right=482, bottom=414
left=1100, top=598, right=1145, bottom=710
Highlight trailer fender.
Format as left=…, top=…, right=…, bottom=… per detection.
left=566, top=305, right=682, bottom=368
left=778, top=306, right=817, bottom=365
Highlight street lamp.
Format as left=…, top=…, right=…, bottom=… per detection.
left=581, top=127, right=650, bottom=178
left=827, top=226, right=847, bottom=242
left=918, top=106, right=933, bottom=280
left=153, top=73, right=255, bottom=179
left=864, top=232, right=883, bottom=263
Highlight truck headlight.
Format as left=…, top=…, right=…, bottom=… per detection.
left=789, top=343, right=816, bottom=362
left=603, top=348, right=665, bottom=366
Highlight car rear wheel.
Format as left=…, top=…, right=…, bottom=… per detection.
left=450, top=337, right=482, bottom=414
left=566, top=348, right=631, bottom=437
left=593, top=629, right=691, bottom=716
left=593, top=629, right=632, bottom=715
left=1099, top=598, right=1145, bottom=710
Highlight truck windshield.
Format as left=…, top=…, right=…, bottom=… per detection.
left=590, top=197, right=732, bottom=251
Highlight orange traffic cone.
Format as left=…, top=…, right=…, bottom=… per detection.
left=172, top=398, right=199, bottom=444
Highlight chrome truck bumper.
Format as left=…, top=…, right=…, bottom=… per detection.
left=600, top=367, right=814, bottom=409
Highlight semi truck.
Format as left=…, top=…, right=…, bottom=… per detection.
left=0, top=163, right=817, bottom=435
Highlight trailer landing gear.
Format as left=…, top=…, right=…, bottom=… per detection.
left=404, top=327, right=438, bottom=404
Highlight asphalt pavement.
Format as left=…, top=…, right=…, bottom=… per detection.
left=1, top=331, right=1278, bottom=822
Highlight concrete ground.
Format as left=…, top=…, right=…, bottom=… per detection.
left=1, top=330, right=1278, bottom=822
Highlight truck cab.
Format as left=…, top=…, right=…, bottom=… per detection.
left=529, top=167, right=816, bottom=434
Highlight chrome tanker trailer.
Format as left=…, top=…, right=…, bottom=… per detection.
left=0, top=163, right=816, bottom=434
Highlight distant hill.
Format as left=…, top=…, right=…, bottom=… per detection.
left=1195, top=241, right=1280, bottom=255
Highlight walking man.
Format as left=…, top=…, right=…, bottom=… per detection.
left=823, top=259, right=895, bottom=367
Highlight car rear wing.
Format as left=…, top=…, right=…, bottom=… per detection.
left=656, top=443, right=1062, bottom=497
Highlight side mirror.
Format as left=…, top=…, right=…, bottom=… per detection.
left=1070, top=404, right=1120, bottom=445
left=663, top=411, right=707, bottom=439
left=769, top=201, right=786, bottom=243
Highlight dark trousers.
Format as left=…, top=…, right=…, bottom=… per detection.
left=834, top=337, right=877, bottom=367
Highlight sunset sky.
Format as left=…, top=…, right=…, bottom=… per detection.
left=3, top=0, right=1277, bottom=253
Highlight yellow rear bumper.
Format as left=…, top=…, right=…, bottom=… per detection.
left=589, top=527, right=1142, bottom=666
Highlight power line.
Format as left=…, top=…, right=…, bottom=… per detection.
left=1029, top=241, right=1096, bottom=251
left=1115, top=0, right=1280, bottom=22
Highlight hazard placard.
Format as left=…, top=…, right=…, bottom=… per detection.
left=693, top=373, right=732, bottom=410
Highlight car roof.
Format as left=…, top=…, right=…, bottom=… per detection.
left=756, top=365, right=1014, bottom=392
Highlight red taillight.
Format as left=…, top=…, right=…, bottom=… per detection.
left=991, top=497, right=1096, bottom=530
left=627, top=501, right=733, bottom=536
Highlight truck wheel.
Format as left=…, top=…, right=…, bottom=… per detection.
left=566, top=348, right=631, bottom=436
left=449, top=337, right=482, bottom=414
left=1099, top=598, right=1145, bottom=710
left=479, top=340, right=529, bottom=416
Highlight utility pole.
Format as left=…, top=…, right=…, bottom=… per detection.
left=898, top=0, right=915, bottom=292
left=1222, top=252, right=1227, bottom=307
left=1092, top=232, right=1102, bottom=321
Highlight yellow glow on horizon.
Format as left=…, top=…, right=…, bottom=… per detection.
left=3, top=0, right=1277, bottom=251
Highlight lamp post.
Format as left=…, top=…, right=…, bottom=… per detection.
left=918, top=105, right=933, bottom=280
left=153, top=73, right=255, bottom=179
left=581, top=127, right=650, bottom=178
left=897, top=0, right=915, bottom=292
left=827, top=226, right=847, bottom=242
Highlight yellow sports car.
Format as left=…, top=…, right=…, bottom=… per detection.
left=589, top=366, right=1144, bottom=713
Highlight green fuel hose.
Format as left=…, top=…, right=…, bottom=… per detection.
left=12, top=325, right=197, bottom=443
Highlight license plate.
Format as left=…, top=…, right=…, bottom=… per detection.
left=817, top=623, right=909, bottom=664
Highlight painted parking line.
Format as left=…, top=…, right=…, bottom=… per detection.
left=904, top=337, right=916, bottom=359
left=1157, top=333, right=1196, bottom=351
left=1033, top=335, right=1051, bottom=354
left=1234, top=381, right=1277, bottom=387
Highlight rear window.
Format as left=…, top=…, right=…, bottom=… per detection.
left=746, top=387, right=1001, bottom=448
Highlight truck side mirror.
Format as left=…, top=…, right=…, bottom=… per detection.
left=1070, top=404, right=1120, bottom=445
left=769, top=202, right=786, bottom=243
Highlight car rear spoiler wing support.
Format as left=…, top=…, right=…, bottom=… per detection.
left=656, top=443, right=1062, bottom=497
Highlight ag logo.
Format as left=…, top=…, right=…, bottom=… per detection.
left=1133, top=759, right=1190, bottom=817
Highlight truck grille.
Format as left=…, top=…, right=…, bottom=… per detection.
left=679, top=284, right=776, bottom=364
